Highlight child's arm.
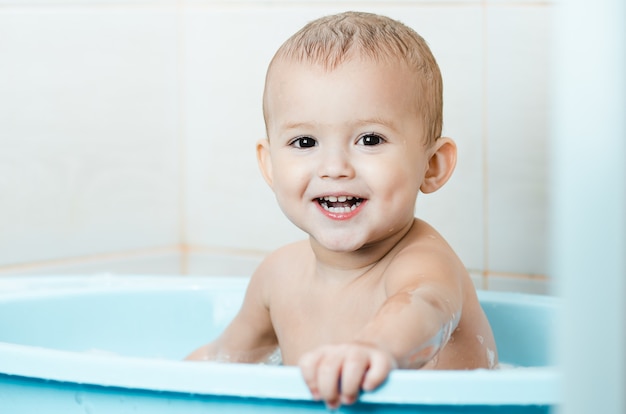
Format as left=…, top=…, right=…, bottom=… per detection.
left=185, top=267, right=278, bottom=363
left=298, top=245, right=463, bottom=409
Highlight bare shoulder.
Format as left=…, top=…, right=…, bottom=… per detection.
left=252, top=240, right=312, bottom=296
left=383, top=220, right=496, bottom=369
left=222, top=241, right=312, bottom=340
left=256, top=240, right=312, bottom=277
left=262, top=239, right=311, bottom=262
left=383, top=219, right=467, bottom=296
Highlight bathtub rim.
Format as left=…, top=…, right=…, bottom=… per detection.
left=0, top=274, right=560, bottom=406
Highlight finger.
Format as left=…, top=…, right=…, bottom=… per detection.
left=316, top=352, right=344, bottom=407
left=339, top=352, right=369, bottom=405
left=362, top=352, right=395, bottom=391
left=299, top=351, right=322, bottom=400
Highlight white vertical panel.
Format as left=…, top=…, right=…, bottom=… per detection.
left=551, top=0, right=626, bottom=413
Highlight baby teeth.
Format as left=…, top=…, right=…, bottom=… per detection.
left=318, top=195, right=361, bottom=214
left=322, top=195, right=354, bottom=202
left=324, top=206, right=356, bottom=213
left=320, top=200, right=361, bottom=213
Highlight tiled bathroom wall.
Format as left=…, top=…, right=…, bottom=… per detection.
left=0, top=0, right=552, bottom=294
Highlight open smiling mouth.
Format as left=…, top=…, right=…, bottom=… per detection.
left=316, top=196, right=364, bottom=214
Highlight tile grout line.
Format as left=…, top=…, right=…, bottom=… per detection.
left=0, top=245, right=272, bottom=275
left=0, top=246, right=182, bottom=274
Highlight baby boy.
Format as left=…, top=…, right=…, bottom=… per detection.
left=187, top=11, right=497, bottom=409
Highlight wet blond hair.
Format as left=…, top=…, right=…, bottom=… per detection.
left=263, top=11, right=443, bottom=146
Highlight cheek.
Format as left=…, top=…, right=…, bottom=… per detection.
left=361, top=156, right=421, bottom=189
left=271, top=159, right=309, bottom=194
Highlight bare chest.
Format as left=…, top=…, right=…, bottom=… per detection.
left=270, top=283, right=385, bottom=365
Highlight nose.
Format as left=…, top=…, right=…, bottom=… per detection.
left=317, top=145, right=355, bottom=179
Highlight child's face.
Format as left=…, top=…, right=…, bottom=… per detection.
left=259, top=57, right=433, bottom=252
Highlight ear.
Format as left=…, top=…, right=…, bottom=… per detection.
left=420, top=137, right=457, bottom=194
left=256, top=138, right=274, bottom=188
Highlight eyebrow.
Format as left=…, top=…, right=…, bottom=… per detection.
left=279, top=118, right=399, bottom=133
left=280, top=121, right=318, bottom=132
left=353, top=117, right=399, bottom=131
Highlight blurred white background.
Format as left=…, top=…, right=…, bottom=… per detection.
left=0, top=0, right=550, bottom=293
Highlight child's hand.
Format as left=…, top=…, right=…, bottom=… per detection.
left=298, top=342, right=397, bottom=409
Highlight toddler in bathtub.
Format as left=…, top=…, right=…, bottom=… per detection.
left=187, top=11, right=497, bottom=409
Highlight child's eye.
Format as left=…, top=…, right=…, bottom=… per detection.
left=357, top=133, right=385, bottom=146
left=290, top=136, right=317, bottom=148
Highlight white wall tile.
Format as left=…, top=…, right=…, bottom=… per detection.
left=0, top=8, right=181, bottom=266
left=0, top=251, right=263, bottom=277
left=183, top=5, right=314, bottom=252
left=487, top=0, right=552, bottom=4
left=487, top=274, right=552, bottom=295
left=401, top=6, right=485, bottom=271
left=0, top=0, right=176, bottom=4
left=0, top=1, right=556, bottom=284
left=486, top=6, right=551, bottom=275
left=185, top=0, right=479, bottom=4
left=469, top=270, right=486, bottom=291
left=183, top=5, right=485, bottom=272
left=186, top=252, right=264, bottom=276
left=0, top=251, right=183, bottom=276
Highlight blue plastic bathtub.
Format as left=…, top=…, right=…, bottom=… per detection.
left=0, top=275, right=559, bottom=413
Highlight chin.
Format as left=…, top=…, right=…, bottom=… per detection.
left=310, top=234, right=368, bottom=253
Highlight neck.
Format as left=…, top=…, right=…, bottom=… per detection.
left=309, top=219, right=415, bottom=280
